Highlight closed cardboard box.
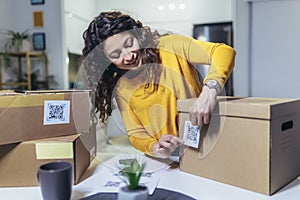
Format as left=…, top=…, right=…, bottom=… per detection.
left=0, top=125, right=96, bottom=187
left=177, top=97, right=300, bottom=195
left=0, top=90, right=90, bottom=145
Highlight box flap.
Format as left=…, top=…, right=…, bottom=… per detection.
left=177, top=96, right=300, bottom=119
left=0, top=89, right=90, bottom=96
left=74, top=135, right=90, bottom=184
left=0, top=90, right=21, bottom=96
left=15, top=89, right=90, bottom=94
left=0, top=91, right=66, bottom=108
left=24, top=134, right=80, bottom=144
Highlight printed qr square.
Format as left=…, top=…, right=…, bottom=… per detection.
left=47, top=104, right=66, bottom=121
left=183, top=121, right=200, bottom=148
left=44, top=100, right=70, bottom=125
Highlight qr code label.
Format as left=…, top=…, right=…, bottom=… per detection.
left=183, top=120, right=200, bottom=148
left=44, top=100, right=70, bottom=125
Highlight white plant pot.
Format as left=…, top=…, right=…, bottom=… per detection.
left=20, top=40, right=32, bottom=52
left=117, top=186, right=148, bottom=200
left=8, top=39, right=32, bottom=52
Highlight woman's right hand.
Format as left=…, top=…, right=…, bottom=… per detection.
left=189, top=85, right=217, bottom=126
left=152, top=134, right=183, bottom=158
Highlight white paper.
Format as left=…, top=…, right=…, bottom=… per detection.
left=74, top=154, right=169, bottom=196
left=97, top=154, right=167, bottom=173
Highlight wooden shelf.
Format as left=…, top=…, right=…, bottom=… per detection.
left=0, top=51, right=49, bottom=90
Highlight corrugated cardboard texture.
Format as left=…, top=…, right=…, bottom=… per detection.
left=0, top=90, right=90, bottom=145
left=178, top=97, right=300, bottom=195
left=0, top=126, right=96, bottom=187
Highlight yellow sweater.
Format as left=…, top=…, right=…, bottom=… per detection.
left=115, top=35, right=236, bottom=154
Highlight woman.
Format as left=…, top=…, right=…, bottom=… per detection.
left=82, top=11, right=236, bottom=158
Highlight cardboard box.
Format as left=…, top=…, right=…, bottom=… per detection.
left=177, top=97, right=300, bottom=195
left=0, top=124, right=96, bottom=187
left=0, top=90, right=90, bottom=145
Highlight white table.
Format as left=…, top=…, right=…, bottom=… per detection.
left=0, top=157, right=299, bottom=200
left=158, top=167, right=300, bottom=200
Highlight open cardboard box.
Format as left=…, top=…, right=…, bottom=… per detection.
left=177, top=96, right=300, bottom=195
left=0, top=124, right=96, bottom=187
left=0, top=90, right=90, bottom=145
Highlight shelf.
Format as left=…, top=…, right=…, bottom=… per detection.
left=0, top=51, right=49, bottom=90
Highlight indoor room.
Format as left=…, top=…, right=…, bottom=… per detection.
left=0, top=0, right=300, bottom=199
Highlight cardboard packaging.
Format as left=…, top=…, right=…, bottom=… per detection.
left=177, top=97, right=300, bottom=195
left=0, top=90, right=90, bottom=145
left=0, top=124, right=96, bottom=187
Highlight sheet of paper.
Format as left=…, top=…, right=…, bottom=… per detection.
left=74, top=154, right=169, bottom=196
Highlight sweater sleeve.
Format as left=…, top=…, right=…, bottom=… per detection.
left=158, top=35, right=236, bottom=88
left=187, top=38, right=236, bottom=88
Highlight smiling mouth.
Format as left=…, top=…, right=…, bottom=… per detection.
left=126, top=54, right=140, bottom=67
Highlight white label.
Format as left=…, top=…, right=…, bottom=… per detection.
left=43, top=100, right=70, bottom=125
left=183, top=120, right=200, bottom=148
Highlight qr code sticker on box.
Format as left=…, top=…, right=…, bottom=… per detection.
left=183, top=120, right=200, bottom=148
left=44, top=100, right=70, bottom=125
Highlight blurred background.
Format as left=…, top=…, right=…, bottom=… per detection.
left=0, top=0, right=299, bottom=98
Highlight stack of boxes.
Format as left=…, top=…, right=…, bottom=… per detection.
left=177, top=96, right=300, bottom=195
left=0, top=90, right=96, bottom=186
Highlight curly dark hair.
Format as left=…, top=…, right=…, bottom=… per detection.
left=81, top=11, right=162, bottom=123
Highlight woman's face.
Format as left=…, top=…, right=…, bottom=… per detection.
left=103, top=32, right=142, bottom=71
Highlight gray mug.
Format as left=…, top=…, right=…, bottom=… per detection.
left=37, top=161, right=73, bottom=200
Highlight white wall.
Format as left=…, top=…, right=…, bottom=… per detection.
left=251, top=0, right=300, bottom=98
left=234, top=0, right=251, bottom=96
left=64, top=0, right=99, bottom=55
left=235, top=0, right=300, bottom=98
left=0, top=0, right=14, bottom=50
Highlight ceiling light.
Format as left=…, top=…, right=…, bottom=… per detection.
left=179, top=4, right=186, bottom=10
left=168, top=4, right=176, bottom=10
left=158, top=5, right=165, bottom=11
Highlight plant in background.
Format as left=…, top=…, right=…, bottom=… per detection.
left=1, top=52, right=11, bottom=68
left=1, top=29, right=31, bottom=68
left=5, top=29, right=30, bottom=52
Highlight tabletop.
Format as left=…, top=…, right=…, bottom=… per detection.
left=0, top=153, right=300, bottom=200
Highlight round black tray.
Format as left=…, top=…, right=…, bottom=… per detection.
left=80, top=188, right=196, bottom=200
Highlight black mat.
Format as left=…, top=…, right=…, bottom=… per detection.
left=80, top=188, right=196, bottom=200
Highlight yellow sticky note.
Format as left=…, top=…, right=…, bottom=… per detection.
left=35, top=142, right=73, bottom=159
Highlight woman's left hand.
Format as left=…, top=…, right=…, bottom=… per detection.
left=189, top=86, right=218, bottom=126
left=152, top=134, right=183, bottom=158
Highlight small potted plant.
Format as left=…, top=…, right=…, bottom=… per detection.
left=118, top=158, right=148, bottom=200
left=5, top=29, right=32, bottom=52
left=1, top=29, right=32, bottom=68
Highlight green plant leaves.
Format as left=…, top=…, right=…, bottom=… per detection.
left=119, top=158, right=146, bottom=190
left=5, top=29, right=30, bottom=51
